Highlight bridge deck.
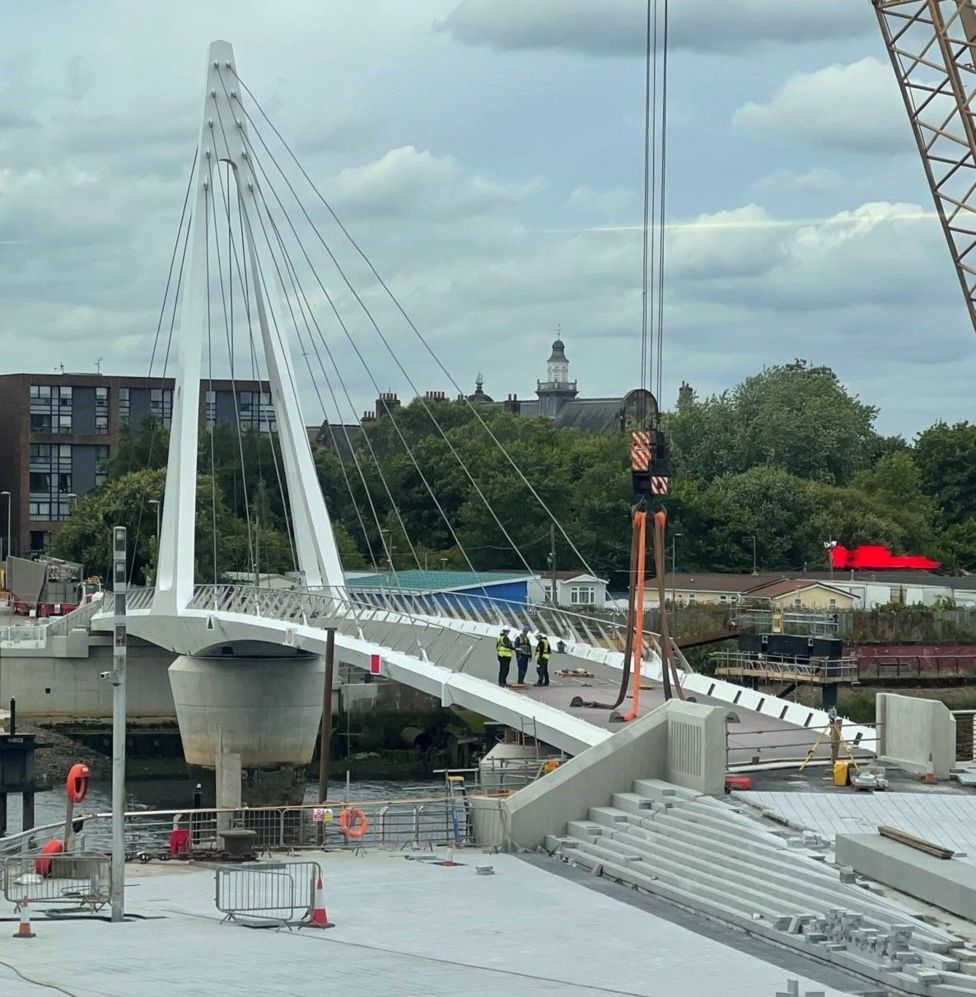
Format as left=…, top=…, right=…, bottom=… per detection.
left=518, top=676, right=862, bottom=767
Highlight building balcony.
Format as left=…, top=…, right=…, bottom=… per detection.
left=536, top=380, right=578, bottom=393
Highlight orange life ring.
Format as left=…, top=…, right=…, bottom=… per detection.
left=337, top=807, right=369, bottom=839
left=35, top=839, right=64, bottom=877
left=66, top=763, right=90, bottom=804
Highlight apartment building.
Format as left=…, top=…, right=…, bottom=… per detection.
left=0, top=373, right=274, bottom=557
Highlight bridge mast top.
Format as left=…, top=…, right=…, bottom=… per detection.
left=154, top=40, right=346, bottom=614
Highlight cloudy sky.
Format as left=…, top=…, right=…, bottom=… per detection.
left=1, top=0, right=973, bottom=438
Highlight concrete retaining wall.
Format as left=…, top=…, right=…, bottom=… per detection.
left=1, top=641, right=176, bottom=719
left=837, top=832, right=976, bottom=920
left=876, top=692, right=955, bottom=778
left=501, top=700, right=725, bottom=850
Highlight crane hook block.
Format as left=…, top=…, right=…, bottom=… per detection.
left=630, top=429, right=671, bottom=496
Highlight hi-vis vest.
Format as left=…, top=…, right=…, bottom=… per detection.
left=496, top=634, right=513, bottom=658
left=536, top=637, right=551, bottom=661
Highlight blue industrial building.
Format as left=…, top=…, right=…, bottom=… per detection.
left=345, top=569, right=532, bottom=612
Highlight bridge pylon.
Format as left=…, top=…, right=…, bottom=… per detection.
left=154, top=40, right=345, bottom=614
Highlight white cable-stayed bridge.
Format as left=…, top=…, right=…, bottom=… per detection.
left=88, top=40, right=873, bottom=784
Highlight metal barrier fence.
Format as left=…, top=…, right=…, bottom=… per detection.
left=2, top=853, right=110, bottom=912
left=709, top=649, right=859, bottom=682
left=215, top=861, right=321, bottom=929
left=0, top=625, right=46, bottom=647
left=0, top=796, right=497, bottom=861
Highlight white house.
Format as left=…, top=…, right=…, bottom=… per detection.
left=529, top=570, right=610, bottom=610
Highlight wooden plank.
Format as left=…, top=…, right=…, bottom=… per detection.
left=878, top=825, right=954, bottom=860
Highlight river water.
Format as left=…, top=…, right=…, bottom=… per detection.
left=5, top=777, right=446, bottom=834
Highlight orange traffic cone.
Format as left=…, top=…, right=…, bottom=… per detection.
left=924, top=753, right=937, bottom=785
left=302, top=875, right=334, bottom=930
left=13, top=897, right=35, bottom=939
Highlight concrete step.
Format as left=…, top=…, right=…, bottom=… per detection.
left=566, top=837, right=792, bottom=924
left=587, top=806, right=631, bottom=828
left=631, top=778, right=697, bottom=801
left=565, top=820, right=603, bottom=841
left=610, top=792, right=660, bottom=816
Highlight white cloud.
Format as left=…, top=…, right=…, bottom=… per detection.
left=330, top=146, right=543, bottom=221
left=751, top=168, right=842, bottom=194
left=733, top=57, right=908, bottom=154
left=566, top=185, right=633, bottom=215
left=437, top=0, right=872, bottom=57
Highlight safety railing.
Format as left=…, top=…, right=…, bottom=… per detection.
left=709, top=649, right=859, bottom=682
left=121, top=582, right=689, bottom=672
left=0, top=625, right=46, bottom=647
left=215, top=861, right=320, bottom=928
left=43, top=596, right=105, bottom=637
left=725, top=719, right=879, bottom=769
left=0, top=796, right=496, bottom=860
left=2, top=853, right=110, bottom=912
left=733, top=608, right=841, bottom=637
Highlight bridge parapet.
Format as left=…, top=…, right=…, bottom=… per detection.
left=125, top=583, right=685, bottom=672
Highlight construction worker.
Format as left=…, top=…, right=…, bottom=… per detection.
left=496, top=627, right=514, bottom=687
left=514, top=625, right=532, bottom=684
left=534, top=632, right=551, bottom=687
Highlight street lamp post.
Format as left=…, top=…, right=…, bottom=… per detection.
left=148, top=499, right=161, bottom=544
left=0, top=491, right=9, bottom=561
left=749, top=535, right=757, bottom=575
left=823, top=540, right=838, bottom=579
left=670, top=533, right=683, bottom=607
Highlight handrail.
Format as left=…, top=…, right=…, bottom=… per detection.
left=105, top=582, right=689, bottom=672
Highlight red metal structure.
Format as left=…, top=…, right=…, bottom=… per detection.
left=830, top=544, right=940, bottom=570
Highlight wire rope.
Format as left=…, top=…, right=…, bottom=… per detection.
left=224, top=68, right=600, bottom=580
left=222, top=73, right=542, bottom=578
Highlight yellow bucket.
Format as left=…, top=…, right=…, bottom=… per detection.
left=833, top=760, right=850, bottom=787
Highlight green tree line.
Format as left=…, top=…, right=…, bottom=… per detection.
left=50, top=360, right=976, bottom=586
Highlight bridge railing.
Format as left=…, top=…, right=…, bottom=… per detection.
left=119, top=582, right=690, bottom=672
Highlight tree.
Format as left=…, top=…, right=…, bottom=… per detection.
left=849, top=450, right=937, bottom=552
left=668, top=361, right=880, bottom=484
left=50, top=468, right=264, bottom=585
left=913, top=421, right=976, bottom=526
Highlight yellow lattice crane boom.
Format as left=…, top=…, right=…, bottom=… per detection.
left=874, top=0, right=976, bottom=333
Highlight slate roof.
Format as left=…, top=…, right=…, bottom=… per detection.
left=744, top=578, right=857, bottom=600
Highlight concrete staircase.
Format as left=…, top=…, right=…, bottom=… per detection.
left=548, top=779, right=976, bottom=996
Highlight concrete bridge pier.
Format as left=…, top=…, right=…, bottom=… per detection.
left=168, top=651, right=324, bottom=807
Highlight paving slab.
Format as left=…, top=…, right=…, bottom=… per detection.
left=739, top=790, right=976, bottom=864
left=0, top=851, right=853, bottom=996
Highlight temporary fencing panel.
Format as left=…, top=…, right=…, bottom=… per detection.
left=215, top=861, right=321, bottom=929
left=3, top=853, right=111, bottom=912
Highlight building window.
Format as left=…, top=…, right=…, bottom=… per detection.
left=793, top=597, right=803, bottom=608
left=95, top=446, right=109, bottom=486
left=719, top=594, right=728, bottom=604
left=150, top=387, right=173, bottom=429
left=828, top=598, right=837, bottom=609
left=569, top=585, right=596, bottom=606
left=30, top=383, right=72, bottom=434
left=119, top=387, right=130, bottom=423
left=95, top=387, right=109, bottom=433
left=688, top=593, right=696, bottom=604
left=29, top=442, right=74, bottom=520
left=29, top=531, right=48, bottom=552
left=205, top=389, right=217, bottom=426
left=234, top=389, right=276, bottom=432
